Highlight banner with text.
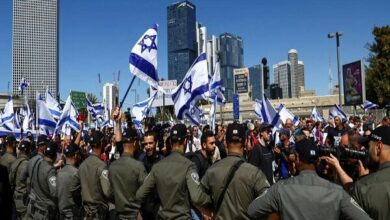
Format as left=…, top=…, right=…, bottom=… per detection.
left=150, top=80, right=177, bottom=107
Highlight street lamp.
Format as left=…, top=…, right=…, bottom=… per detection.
left=328, top=31, right=343, bottom=106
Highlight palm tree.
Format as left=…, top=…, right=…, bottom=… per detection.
left=86, top=93, right=99, bottom=104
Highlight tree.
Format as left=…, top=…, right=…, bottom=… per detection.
left=86, top=93, right=99, bottom=104
left=365, top=25, right=390, bottom=107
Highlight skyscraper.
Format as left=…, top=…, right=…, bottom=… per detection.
left=206, top=35, right=219, bottom=75
left=167, top=1, right=197, bottom=83
left=12, top=0, right=59, bottom=103
left=219, top=33, right=244, bottom=102
left=249, top=65, right=262, bottom=100
left=273, top=49, right=305, bottom=98
left=196, top=22, right=207, bottom=56
left=102, top=83, right=119, bottom=114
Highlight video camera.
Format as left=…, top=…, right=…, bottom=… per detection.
left=318, top=145, right=368, bottom=165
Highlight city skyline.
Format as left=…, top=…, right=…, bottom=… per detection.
left=0, top=0, right=389, bottom=108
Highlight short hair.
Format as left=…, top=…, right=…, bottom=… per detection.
left=144, top=131, right=157, bottom=142
left=201, top=131, right=214, bottom=145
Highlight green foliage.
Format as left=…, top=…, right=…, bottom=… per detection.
left=366, top=25, right=390, bottom=106
left=86, top=93, right=99, bottom=104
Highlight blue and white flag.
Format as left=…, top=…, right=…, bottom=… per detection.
left=209, top=62, right=226, bottom=105
left=55, top=95, right=80, bottom=134
left=86, top=96, right=104, bottom=120
left=131, top=93, right=157, bottom=122
left=184, top=105, right=204, bottom=126
left=171, top=53, right=209, bottom=120
left=311, top=107, right=323, bottom=122
left=254, top=99, right=263, bottom=120
left=18, top=77, right=29, bottom=95
left=329, top=104, right=347, bottom=120
left=14, top=111, right=21, bottom=130
left=1, top=98, right=15, bottom=131
left=133, top=120, right=145, bottom=135
left=278, top=104, right=299, bottom=126
left=361, top=100, right=377, bottom=111
left=259, top=94, right=279, bottom=126
left=22, top=101, right=35, bottom=131
left=129, top=24, right=166, bottom=93
left=37, top=98, right=56, bottom=137
left=45, top=87, right=62, bottom=120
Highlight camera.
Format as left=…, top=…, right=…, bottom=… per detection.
left=318, top=145, right=368, bottom=165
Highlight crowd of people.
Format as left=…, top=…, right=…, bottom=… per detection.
left=0, top=107, right=389, bottom=220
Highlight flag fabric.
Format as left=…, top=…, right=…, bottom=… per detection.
left=129, top=24, right=165, bottom=93
left=278, top=104, right=299, bottom=126
left=254, top=99, right=263, bottom=120
left=131, top=93, right=157, bottom=122
left=259, top=94, right=279, bottom=126
left=18, top=77, right=29, bottom=95
left=133, top=120, right=144, bottom=135
left=311, top=107, right=323, bottom=122
left=329, top=104, right=347, bottom=120
left=55, top=95, right=80, bottom=134
left=86, top=96, right=104, bottom=120
left=209, top=61, right=226, bottom=105
left=209, top=95, right=217, bottom=133
left=1, top=98, right=15, bottom=131
left=45, top=87, right=62, bottom=120
left=185, top=105, right=204, bottom=126
left=171, top=53, right=209, bottom=120
left=361, top=100, right=377, bottom=111
left=14, top=111, right=21, bottom=130
left=37, top=98, right=56, bottom=137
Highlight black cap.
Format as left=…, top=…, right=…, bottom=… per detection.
left=5, top=134, right=16, bottom=144
left=37, top=135, right=48, bottom=146
left=259, top=123, right=273, bottom=133
left=122, top=127, right=138, bottom=143
left=64, top=143, right=80, bottom=157
left=26, top=131, right=33, bottom=140
left=226, top=123, right=245, bottom=142
left=370, top=126, right=390, bottom=145
left=44, top=141, right=58, bottom=157
left=88, top=130, right=104, bottom=147
left=170, top=124, right=187, bottom=142
left=296, top=139, right=318, bottom=164
left=18, top=140, right=32, bottom=150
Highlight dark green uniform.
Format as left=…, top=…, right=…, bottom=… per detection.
left=136, top=150, right=210, bottom=220
left=201, top=152, right=269, bottom=220
left=70, top=154, right=111, bottom=219
left=352, top=161, right=390, bottom=220
left=109, top=152, right=147, bottom=219
left=58, top=164, right=82, bottom=220
left=9, top=154, right=29, bottom=219
left=30, top=159, right=57, bottom=219
left=248, top=170, right=371, bottom=220
left=0, top=152, right=16, bottom=173
left=24, top=153, right=43, bottom=219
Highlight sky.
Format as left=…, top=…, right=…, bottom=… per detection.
left=0, top=0, right=389, bottom=109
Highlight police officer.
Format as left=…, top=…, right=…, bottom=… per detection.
left=201, top=122, right=269, bottom=219
left=136, top=123, right=210, bottom=219
left=30, top=141, right=58, bottom=219
left=351, top=126, right=390, bottom=220
left=24, top=134, right=48, bottom=219
left=70, top=130, right=111, bottom=219
left=9, top=140, right=31, bottom=219
left=0, top=134, right=17, bottom=172
left=109, top=127, right=147, bottom=219
left=248, top=138, right=371, bottom=220
left=57, top=143, right=82, bottom=220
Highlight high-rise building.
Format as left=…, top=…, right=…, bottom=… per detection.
left=273, top=49, right=305, bottom=98
left=248, top=65, right=262, bottom=100
left=196, top=22, right=207, bottom=56
left=206, top=35, right=219, bottom=75
left=167, top=1, right=197, bottom=83
left=219, top=33, right=244, bottom=102
left=12, top=0, right=59, bottom=104
left=103, top=83, right=119, bottom=115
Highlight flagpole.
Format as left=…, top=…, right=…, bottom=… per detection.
left=120, top=75, right=136, bottom=109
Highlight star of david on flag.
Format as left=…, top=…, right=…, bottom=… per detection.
left=138, top=34, right=157, bottom=53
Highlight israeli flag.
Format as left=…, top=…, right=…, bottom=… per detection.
left=18, top=77, right=29, bottom=95
left=311, top=107, right=323, bottom=122
left=329, top=105, right=347, bottom=120
left=361, top=100, right=377, bottom=111
left=184, top=105, right=204, bottom=126
left=14, top=111, right=21, bottom=130
left=209, top=62, right=226, bottom=105
left=129, top=24, right=166, bottom=93
left=278, top=104, right=299, bottom=126
left=131, top=93, right=157, bottom=122
left=55, top=95, right=80, bottom=134
left=1, top=98, right=15, bottom=131
left=254, top=99, right=263, bottom=120
left=37, top=98, right=56, bottom=137
left=171, top=53, right=209, bottom=120
left=22, top=101, right=35, bottom=131
left=45, top=87, right=62, bottom=120
left=259, top=94, right=279, bottom=126
left=86, top=96, right=104, bottom=119
left=133, top=120, right=145, bottom=135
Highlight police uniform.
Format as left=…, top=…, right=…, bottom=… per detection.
left=352, top=126, right=390, bottom=220
left=109, top=128, right=147, bottom=219
left=248, top=138, right=371, bottom=220
left=57, top=143, right=82, bottom=220
left=30, top=141, right=58, bottom=220
left=70, top=130, right=111, bottom=219
left=0, top=134, right=17, bottom=172
left=201, top=123, right=270, bottom=220
left=9, top=141, right=31, bottom=219
left=136, top=124, right=210, bottom=220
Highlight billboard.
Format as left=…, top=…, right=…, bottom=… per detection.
left=342, top=60, right=365, bottom=106
left=70, top=91, right=86, bottom=110
left=150, top=80, right=177, bottom=107
left=234, top=68, right=249, bottom=94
